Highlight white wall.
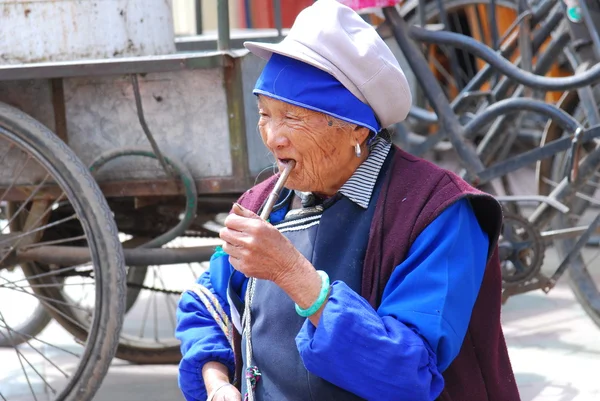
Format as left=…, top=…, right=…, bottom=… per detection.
left=172, top=0, right=241, bottom=36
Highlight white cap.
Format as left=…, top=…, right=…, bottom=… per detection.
left=244, top=0, right=412, bottom=128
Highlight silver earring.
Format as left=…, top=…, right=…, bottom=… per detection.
left=355, top=143, right=362, bottom=158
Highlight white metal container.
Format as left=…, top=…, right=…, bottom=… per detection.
left=0, top=0, right=176, bottom=64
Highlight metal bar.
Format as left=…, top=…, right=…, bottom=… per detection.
left=463, top=96, right=581, bottom=169
left=488, top=0, right=499, bottom=50
left=406, top=106, right=438, bottom=123
left=479, top=125, right=600, bottom=186
left=468, top=30, right=571, bottom=164
left=273, top=0, right=283, bottom=37
left=492, top=28, right=570, bottom=103
left=498, top=8, right=533, bottom=45
left=130, top=75, right=174, bottom=178
left=224, top=55, right=252, bottom=188
left=540, top=226, right=590, bottom=240
left=469, top=8, right=564, bottom=103
left=488, top=0, right=499, bottom=86
left=217, top=0, right=231, bottom=51
left=175, top=31, right=288, bottom=52
left=0, top=176, right=252, bottom=202
left=14, top=245, right=217, bottom=267
left=195, top=0, right=203, bottom=35
left=50, top=78, right=68, bottom=144
left=495, top=195, right=570, bottom=213
left=517, top=0, right=533, bottom=75
left=383, top=7, right=485, bottom=181
left=409, top=25, right=600, bottom=91
left=434, top=0, right=464, bottom=90
left=465, top=98, right=581, bottom=148
left=472, top=29, right=569, bottom=161
left=407, top=8, right=564, bottom=125
left=548, top=213, right=600, bottom=286
left=565, top=47, right=600, bottom=126
left=0, top=53, right=228, bottom=81
left=533, top=0, right=560, bottom=22
left=576, top=0, right=600, bottom=60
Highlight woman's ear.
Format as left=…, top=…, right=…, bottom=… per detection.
left=353, top=126, right=371, bottom=145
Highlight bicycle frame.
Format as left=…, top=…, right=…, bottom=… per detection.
left=404, top=0, right=600, bottom=162
left=382, top=2, right=600, bottom=293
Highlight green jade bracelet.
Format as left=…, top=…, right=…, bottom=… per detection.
left=295, top=270, right=330, bottom=317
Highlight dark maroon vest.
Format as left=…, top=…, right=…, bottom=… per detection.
left=234, top=146, right=521, bottom=401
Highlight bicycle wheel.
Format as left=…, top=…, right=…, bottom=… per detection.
left=401, top=0, right=520, bottom=107
left=390, top=0, right=570, bottom=164
left=0, top=101, right=126, bottom=400
left=0, top=203, right=53, bottom=348
left=547, top=84, right=600, bottom=329
left=0, top=272, right=51, bottom=347
left=388, top=0, right=573, bottom=211
left=38, top=160, right=221, bottom=364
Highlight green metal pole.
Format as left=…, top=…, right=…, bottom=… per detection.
left=217, top=0, right=231, bottom=50
left=195, top=0, right=203, bottom=35
left=273, top=0, right=282, bottom=37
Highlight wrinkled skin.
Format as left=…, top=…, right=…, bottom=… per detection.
left=221, top=94, right=373, bottom=317
left=256, top=95, right=370, bottom=197
left=215, top=95, right=374, bottom=395
left=211, top=384, right=241, bottom=401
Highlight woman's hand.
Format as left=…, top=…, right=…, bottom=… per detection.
left=208, top=383, right=241, bottom=401
left=203, top=362, right=240, bottom=401
left=219, top=203, right=303, bottom=284
left=220, top=203, right=328, bottom=326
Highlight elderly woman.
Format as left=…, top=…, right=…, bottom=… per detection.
left=176, top=1, right=520, bottom=400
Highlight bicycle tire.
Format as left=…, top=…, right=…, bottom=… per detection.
left=548, top=83, right=600, bottom=329
left=399, top=0, right=519, bottom=114
left=0, top=101, right=127, bottom=400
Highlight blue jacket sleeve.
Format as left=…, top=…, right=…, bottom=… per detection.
left=295, top=198, right=490, bottom=401
left=175, top=203, right=287, bottom=401
left=175, top=251, right=238, bottom=401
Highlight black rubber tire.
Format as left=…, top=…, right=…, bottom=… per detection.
left=548, top=82, right=600, bottom=329
left=400, top=0, right=519, bottom=110
left=0, top=101, right=127, bottom=401
left=551, top=154, right=600, bottom=329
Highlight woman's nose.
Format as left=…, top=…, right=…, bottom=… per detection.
left=264, top=124, right=290, bottom=149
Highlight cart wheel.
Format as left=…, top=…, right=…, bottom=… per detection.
left=0, top=101, right=126, bottom=400
left=115, top=234, right=219, bottom=364
left=0, top=202, right=53, bottom=348
left=82, top=150, right=228, bottom=363
left=31, top=195, right=223, bottom=364
left=40, top=227, right=216, bottom=364
left=0, top=268, right=52, bottom=347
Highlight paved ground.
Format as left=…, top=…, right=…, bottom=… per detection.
left=502, top=257, right=600, bottom=401
left=98, top=168, right=600, bottom=400
left=92, top=248, right=600, bottom=401
left=2, top=190, right=600, bottom=400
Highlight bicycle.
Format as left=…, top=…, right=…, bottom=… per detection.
left=344, top=0, right=600, bottom=325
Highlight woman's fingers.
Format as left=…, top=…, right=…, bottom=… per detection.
left=224, top=212, right=263, bottom=232
left=227, top=255, right=244, bottom=275
left=231, top=202, right=260, bottom=219
left=219, top=226, right=241, bottom=246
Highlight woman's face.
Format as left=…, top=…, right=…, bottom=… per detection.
left=257, top=95, right=370, bottom=196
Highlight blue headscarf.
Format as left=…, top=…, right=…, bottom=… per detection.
left=253, top=53, right=381, bottom=133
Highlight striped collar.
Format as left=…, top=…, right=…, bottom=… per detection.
left=339, top=139, right=391, bottom=209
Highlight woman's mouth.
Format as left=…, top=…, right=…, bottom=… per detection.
left=278, top=158, right=295, bottom=167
